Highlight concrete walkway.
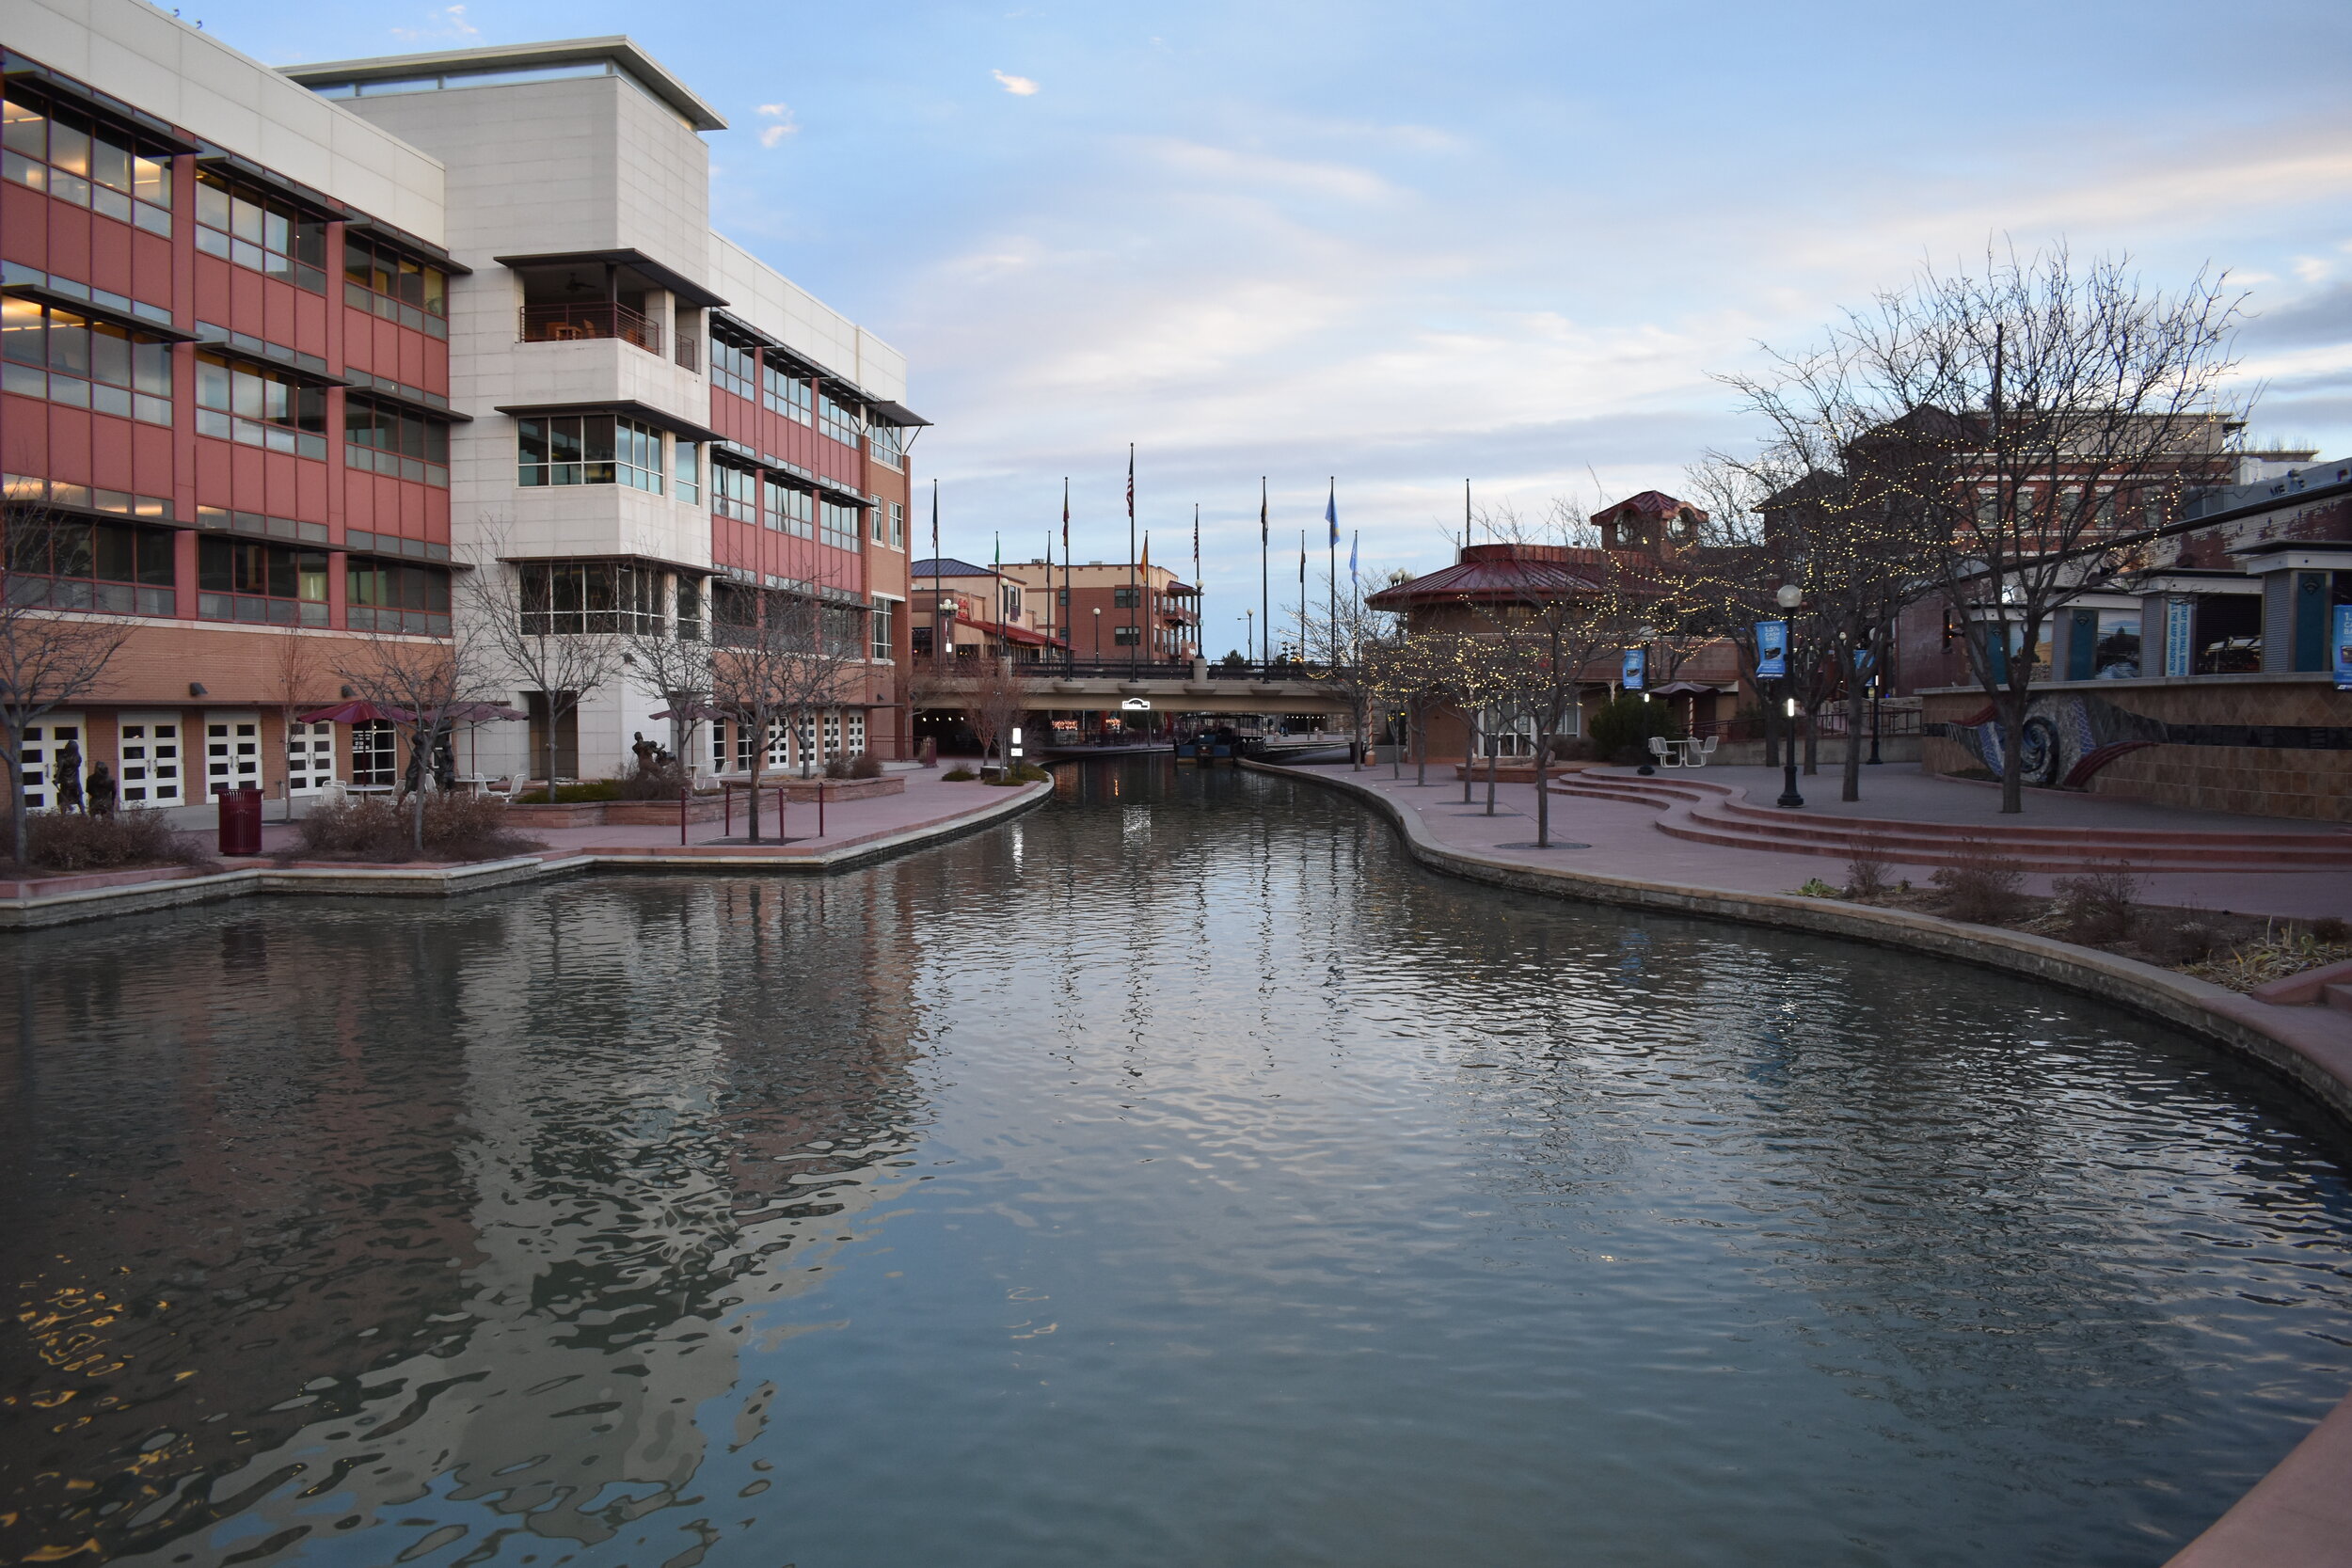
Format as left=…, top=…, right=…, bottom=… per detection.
left=1311, top=762, right=2352, bottom=921
left=209, top=770, right=1032, bottom=863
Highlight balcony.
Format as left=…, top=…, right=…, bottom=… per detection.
left=519, top=302, right=663, bottom=357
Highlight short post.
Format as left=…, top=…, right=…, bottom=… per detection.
left=817, top=780, right=826, bottom=839
left=723, top=783, right=732, bottom=837
left=678, top=786, right=689, bottom=846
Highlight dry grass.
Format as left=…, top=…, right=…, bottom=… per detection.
left=2182, top=926, right=2352, bottom=993
left=1929, top=842, right=2027, bottom=925
left=292, top=793, right=544, bottom=863
left=16, top=809, right=215, bottom=874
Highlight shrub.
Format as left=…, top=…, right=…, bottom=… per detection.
left=2311, top=915, right=2349, bottom=945
left=2050, top=866, right=2142, bottom=945
left=849, top=752, right=884, bottom=780
left=516, top=779, right=620, bottom=805
left=1844, top=842, right=1892, bottom=899
left=2149, top=920, right=2220, bottom=966
left=822, top=754, right=853, bottom=779
left=1931, top=842, right=2026, bottom=925
left=987, top=761, right=1050, bottom=785
left=941, top=766, right=978, bottom=782
left=1585, top=694, right=1682, bottom=768
left=294, top=792, right=544, bottom=863
left=616, top=760, right=690, bottom=800
left=1792, top=877, right=1840, bottom=898
left=23, top=808, right=206, bottom=872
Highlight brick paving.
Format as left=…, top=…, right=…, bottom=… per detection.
left=1299, top=761, right=2352, bottom=922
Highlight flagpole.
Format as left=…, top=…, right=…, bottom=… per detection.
left=1464, top=478, right=1471, bottom=552
left=930, top=479, right=941, bottom=667
left=1061, top=477, right=1072, bottom=670
left=1259, top=477, right=1269, bottom=669
left=1326, top=477, right=1337, bottom=672
left=1192, top=501, right=1200, bottom=667
left=1296, top=528, right=1306, bottom=670
left=1127, top=443, right=1137, bottom=675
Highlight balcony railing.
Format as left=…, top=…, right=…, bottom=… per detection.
left=519, top=301, right=663, bottom=356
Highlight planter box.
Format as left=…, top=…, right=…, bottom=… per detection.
left=603, top=797, right=728, bottom=825
left=0, top=863, right=198, bottom=899
left=773, top=776, right=903, bottom=802
left=500, top=800, right=612, bottom=829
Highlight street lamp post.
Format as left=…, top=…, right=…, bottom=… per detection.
left=1774, top=583, right=1804, bottom=809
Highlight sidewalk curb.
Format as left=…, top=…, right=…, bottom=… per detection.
left=1250, top=759, right=2352, bottom=1568
left=0, top=783, right=1052, bottom=929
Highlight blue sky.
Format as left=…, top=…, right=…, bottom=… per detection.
left=214, top=0, right=2352, bottom=653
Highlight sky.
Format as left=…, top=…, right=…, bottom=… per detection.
left=199, top=0, right=2352, bottom=656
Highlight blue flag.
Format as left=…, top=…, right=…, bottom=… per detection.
left=1326, top=479, right=1339, bottom=546
left=1348, top=530, right=1359, bottom=580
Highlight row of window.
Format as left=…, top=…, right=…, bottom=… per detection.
left=517, top=413, right=670, bottom=491
left=0, top=298, right=175, bottom=423
left=194, top=171, right=328, bottom=293
left=194, top=352, right=329, bottom=459
left=707, top=330, right=905, bottom=462
left=345, top=397, right=452, bottom=484
left=5, top=515, right=177, bottom=616
left=342, top=236, right=449, bottom=338
left=2, top=89, right=173, bottom=235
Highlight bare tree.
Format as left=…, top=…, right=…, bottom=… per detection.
left=333, top=626, right=490, bottom=854
left=461, top=535, right=626, bottom=788
left=620, top=620, right=715, bottom=776
left=1303, top=566, right=1394, bottom=768
left=964, top=656, right=1034, bottom=771
left=709, top=582, right=871, bottom=839
left=1737, top=246, right=2245, bottom=812
left=0, top=505, right=135, bottom=863
left=269, top=629, right=328, bottom=821
left=1471, top=499, right=1649, bottom=848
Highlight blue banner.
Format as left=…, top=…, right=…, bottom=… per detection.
left=1755, top=621, right=1788, bottom=679
left=1621, top=647, right=1645, bottom=689
left=2336, top=603, right=2352, bottom=691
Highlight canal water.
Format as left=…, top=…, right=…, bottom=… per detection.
left=7, top=758, right=2352, bottom=1568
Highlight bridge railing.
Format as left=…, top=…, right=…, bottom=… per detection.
left=1015, top=660, right=1333, bottom=682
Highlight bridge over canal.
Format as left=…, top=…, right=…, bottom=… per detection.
left=919, top=659, right=1355, bottom=721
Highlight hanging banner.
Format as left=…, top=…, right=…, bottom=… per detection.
left=1755, top=621, right=1788, bottom=679
left=2164, top=598, right=2194, bottom=678
left=2335, top=603, right=2352, bottom=691
left=1621, top=647, right=1645, bottom=690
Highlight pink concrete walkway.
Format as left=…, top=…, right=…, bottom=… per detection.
left=1305, top=762, right=2352, bottom=922
left=235, top=770, right=1039, bottom=864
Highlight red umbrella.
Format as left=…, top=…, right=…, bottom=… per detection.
left=294, top=699, right=409, bottom=725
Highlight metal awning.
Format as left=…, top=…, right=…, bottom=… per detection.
left=1, top=282, right=199, bottom=341
left=494, top=247, right=727, bottom=309
left=494, top=399, right=726, bottom=447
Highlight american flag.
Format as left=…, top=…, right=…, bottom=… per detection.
left=1126, top=446, right=1135, bottom=519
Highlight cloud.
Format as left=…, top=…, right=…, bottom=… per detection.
left=389, top=4, right=475, bottom=42
left=993, top=70, right=1040, bottom=97
left=755, top=103, right=798, bottom=149
left=1143, top=138, right=1395, bottom=204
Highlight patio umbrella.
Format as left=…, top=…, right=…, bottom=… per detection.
left=294, top=699, right=409, bottom=725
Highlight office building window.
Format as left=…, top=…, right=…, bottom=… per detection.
left=817, top=390, right=861, bottom=448
left=1001, top=584, right=1022, bottom=621
left=517, top=561, right=666, bottom=635
left=1113, top=586, right=1140, bottom=608
left=2, top=90, right=173, bottom=234
left=516, top=413, right=664, bottom=491
left=870, top=596, right=896, bottom=660
left=818, top=499, right=860, bottom=551
left=712, top=461, right=757, bottom=522
left=195, top=353, right=328, bottom=458
left=674, top=441, right=701, bottom=505
left=868, top=421, right=903, bottom=468
left=762, top=359, right=811, bottom=423
left=1, top=298, right=174, bottom=423
left=765, top=479, right=814, bottom=538
left=342, top=238, right=448, bottom=338
left=198, top=536, right=328, bottom=626
left=193, top=172, right=326, bottom=293
left=1114, top=625, right=1141, bottom=645
left=675, top=576, right=704, bottom=641
left=710, top=332, right=756, bottom=400
left=4, top=514, right=176, bottom=615
left=344, top=396, right=451, bottom=485
left=345, top=556, right=452, bottom=634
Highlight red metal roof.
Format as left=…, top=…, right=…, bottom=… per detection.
left=1364, top=544, right=1668, bottom=608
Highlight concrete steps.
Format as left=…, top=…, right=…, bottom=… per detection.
left=1547, top=772, right=2352, bottom=875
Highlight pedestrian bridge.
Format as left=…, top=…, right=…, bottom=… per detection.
left=923, top=660, right=1353, bottom=719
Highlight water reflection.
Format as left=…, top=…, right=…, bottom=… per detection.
left=3, top=757, right=2349, bottom=1568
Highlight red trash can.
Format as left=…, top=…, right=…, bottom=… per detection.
left=217, top=784, right=262, bottom=856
